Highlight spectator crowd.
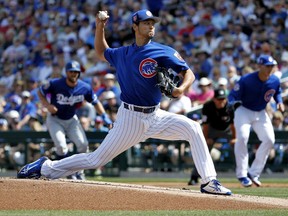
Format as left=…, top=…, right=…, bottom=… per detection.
left=0, top=0, right=288, bottom=171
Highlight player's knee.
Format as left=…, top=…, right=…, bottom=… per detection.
left=182, top=119, right=202, bottom=139
left=263, top=136, right=275, bottom=147
left=236, top=133, right=249, bottom=144
left=184, top=116, right=200, bottom=127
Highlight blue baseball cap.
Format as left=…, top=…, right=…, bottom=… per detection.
left=65, top=60, right=81, bottom=72
left=132, top=10, right=160, bottom=24
left=257, top=54, right=277, bottom=66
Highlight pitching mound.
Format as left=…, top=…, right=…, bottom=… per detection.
left=0, top=178, right=287, bottom=210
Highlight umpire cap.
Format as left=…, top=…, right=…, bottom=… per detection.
left=214, top=88, right=227, bottom=99
left=257, top=54, right=277, bottom=66
left=65, top=60, right=81, bottom=72
left=132, top=10, right=160, bottom=24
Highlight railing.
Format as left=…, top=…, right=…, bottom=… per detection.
left=0, top=131, right=287, bottom=176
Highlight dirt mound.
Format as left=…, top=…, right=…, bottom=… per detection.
left=0, top=178, right=287, bottom=210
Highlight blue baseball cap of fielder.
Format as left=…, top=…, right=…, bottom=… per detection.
left=257, top=54, right=277, bottom=66
left=65, top=60, right=81, bottom=72
left=132, top=9, right=160, bottom=24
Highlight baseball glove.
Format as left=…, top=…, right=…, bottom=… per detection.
left=155, top=67, right=180, bottom=98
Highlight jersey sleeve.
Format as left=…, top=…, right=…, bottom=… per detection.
left=160, top=48, right=190, bottom=74
left=273, top=79, right=283, bottom=104
left=228, top=78, right=243, bottom=103
left=39, top=80, right=53, bottom=96
left=85, top=87, right=99, bottom=105
left=104, top=47, right=124, bottom=68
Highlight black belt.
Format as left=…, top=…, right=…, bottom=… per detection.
left=124, top=103, right=156, bottom=114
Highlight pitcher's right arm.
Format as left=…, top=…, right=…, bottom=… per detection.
left=94, top=11, right=110, bottom=61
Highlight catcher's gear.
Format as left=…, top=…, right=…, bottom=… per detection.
left=155, top=67, right=180, bottom=98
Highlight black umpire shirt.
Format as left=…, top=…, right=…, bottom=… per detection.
left=202, top=100, right=234, bottom=131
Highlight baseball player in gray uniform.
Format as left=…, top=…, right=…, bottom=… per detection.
left=228, top=54, right=284, bottom=187
left=18, top=10, right=231, bottom=195
left=37, top=60, right=112, bottom=180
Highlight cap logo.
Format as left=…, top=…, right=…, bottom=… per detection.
left=146, top=11, right=153, bottom=17
left=72, top=61, right=78, bottom=68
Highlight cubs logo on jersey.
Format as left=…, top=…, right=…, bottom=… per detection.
left=139, top=58, right=158, bottom=78
left=264, top=89, right=275, bottom=102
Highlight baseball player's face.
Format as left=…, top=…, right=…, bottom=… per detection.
left=259, top=65, right=274, bottom=81
left=137, top=20, right=156, bottom=39
left=66, top=70, right=79, bottom=84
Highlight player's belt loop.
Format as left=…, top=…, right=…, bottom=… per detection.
left=128, top=104, right=133, bottom=110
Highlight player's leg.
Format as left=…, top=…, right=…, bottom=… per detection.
left=148, top=110, right=231, bottom=195
left=148, top=109, right=216, bottom=183
left=249, top=110, right=274, bottom=183
left=65, top=115, right=89, bottom=180
left=40, top=105, right=150, bottom=179
left=188, top=126, right=226, bottom=185
left=46, top=114, right=69, bottom=157
left=46, top=114, right=79, bottom=179
left=233, top=107, right=252, bottom=180
left=66, top=115, right=89, bottom=153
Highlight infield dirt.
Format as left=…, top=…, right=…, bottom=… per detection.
left=0, top=178, right=288, bottom=210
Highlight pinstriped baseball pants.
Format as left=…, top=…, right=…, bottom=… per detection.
left=41, top=103, right=217, bottom=183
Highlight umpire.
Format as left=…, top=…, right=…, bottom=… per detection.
left=188, top=88, right=236, bottom=185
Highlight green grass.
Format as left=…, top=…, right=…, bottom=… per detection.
left=220, top=177, right=288, bottom=198
left=231, top=187, right=288, bottom=198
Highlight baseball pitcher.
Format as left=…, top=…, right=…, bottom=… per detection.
left=18, top=10, right=231, bottom=196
